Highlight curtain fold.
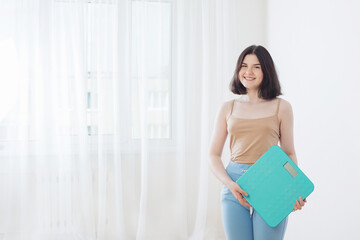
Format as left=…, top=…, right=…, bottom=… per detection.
left=0, top=0, right=246, bottom=239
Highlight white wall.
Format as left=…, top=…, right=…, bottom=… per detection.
left=267, top=0, right=360, bottom=239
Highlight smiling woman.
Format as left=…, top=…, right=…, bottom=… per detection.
left=209, top=45, right=306, bottom=240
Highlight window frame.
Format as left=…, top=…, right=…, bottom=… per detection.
left=86, top=0, right=177, bottom=153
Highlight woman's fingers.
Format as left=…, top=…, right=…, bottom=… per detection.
left=293, top=202, right=300, bottom=212
left=235, top=184, right=248, bottom=197
left=293, top=197, right=307, bottom=212
left=299, top=197, right=305, bottom=207
left=234, top=191, right=251, bottom=207
left=230, top=182, right=251, bottom=207
left=236, top=187, right=251, bottom=207
left=239, top=196, right=252, bottom=207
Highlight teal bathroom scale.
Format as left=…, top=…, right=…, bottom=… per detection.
left=236, top=145, right=314, bottom=227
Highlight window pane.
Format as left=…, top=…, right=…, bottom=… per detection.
left=131, top=1, right=172, bottom=139
left=86, top=2, right=115, bottom=136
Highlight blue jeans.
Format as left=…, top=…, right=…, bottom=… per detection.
left=221, top=160, right=288, bottom=240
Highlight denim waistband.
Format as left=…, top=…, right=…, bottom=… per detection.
left=226, top=160, right=253, bottom=171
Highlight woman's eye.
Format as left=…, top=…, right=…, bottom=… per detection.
left=241, top=65, right=260, bottom=69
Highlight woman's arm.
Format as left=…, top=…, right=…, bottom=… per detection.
left=208, top=100, right=251, bottom=207
left=208, top=101, right=233, bottom=186
left=278, top=99, right=306, bottom=211
left=279, top=99, right=298, bottom=165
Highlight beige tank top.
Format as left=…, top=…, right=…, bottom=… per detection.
left=227, top=98, right=281, bottom=164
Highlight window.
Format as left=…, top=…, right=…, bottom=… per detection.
left=130, top=0, right=173, bottom=139
left=86, top=1, right=115, bottom=136
left=86, top=0, right=174, bottom=140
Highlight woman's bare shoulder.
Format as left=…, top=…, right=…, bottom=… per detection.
left=277, top=98, right=293, bottom=118
left=223, top=99, right=235, bottom=108
left=218, top=99, right=235, bottom=119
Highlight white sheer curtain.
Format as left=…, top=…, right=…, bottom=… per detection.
left=0, top=0, right=262, bottom=239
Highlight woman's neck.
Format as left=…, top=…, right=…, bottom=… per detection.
left=243, top=90, right=264, bottom=104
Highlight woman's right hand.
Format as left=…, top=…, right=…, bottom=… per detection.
left=227, top=181, right=252, bottom=207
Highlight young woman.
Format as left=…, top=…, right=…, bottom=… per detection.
left=208, top=45, right=306, bottom=240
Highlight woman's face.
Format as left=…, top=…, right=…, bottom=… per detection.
left=238, top=54, right=263, bottom=90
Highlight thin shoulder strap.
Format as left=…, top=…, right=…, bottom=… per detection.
left=275, top=98, right=281, bottom=115
left=229, top=99, right=235, bottom=116
left=227, top=99, right=235, bottom=120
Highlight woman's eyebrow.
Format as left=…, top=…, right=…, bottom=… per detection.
left=242, top=63, right=261, bottom=65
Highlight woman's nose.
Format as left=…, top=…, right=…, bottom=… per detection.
left=246, top=68, right=253, bottom=74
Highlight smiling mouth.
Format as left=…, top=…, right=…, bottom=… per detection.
left=244, top=77, right=256, bottom=81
